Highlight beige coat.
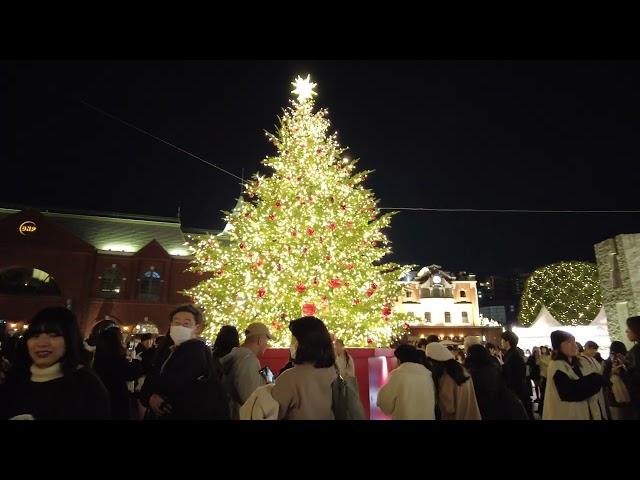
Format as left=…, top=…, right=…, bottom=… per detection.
left=239, top=384, right=279, bottom=420
left=438, top=370, right=482, bottom=420
left=376, top=362, right=436, bottom=420
left=271, top=364, right=337, bottom=420
left=538, top=354, right=551, bottom=378
left=542, top=358, right=607, bottom=420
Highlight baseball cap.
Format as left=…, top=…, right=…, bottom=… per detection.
left=245, top=322, right=272, bottom=339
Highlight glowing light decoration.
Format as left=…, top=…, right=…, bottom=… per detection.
left=291, top=74, right=317, bottom=102
left=518, top=261, right=602, bottom=327
left=184, top=75, right=411, bottom=347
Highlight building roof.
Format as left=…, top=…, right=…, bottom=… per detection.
left=0, top=204, right=219, bottom=256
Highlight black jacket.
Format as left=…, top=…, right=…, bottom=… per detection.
left=527, top=355, right=541, bottom=380
left=94, top=355, right=143, bottom=420
left=626, top=343, right=640, bottom=412
left=503, top=349, right=534, bottom=420
left=139, top=347, right=157, bottom=375
left=468, top=362, right=528, bottom=420
left=140, top=339, right=229, bottom=420
left=0, top=367, right=110, bottom=420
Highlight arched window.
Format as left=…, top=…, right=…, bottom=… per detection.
left=99, top=265, right=124, bottom=298
left=0, top=267, right=61, bottom=295
left=139, top=268, right=161, bottom=302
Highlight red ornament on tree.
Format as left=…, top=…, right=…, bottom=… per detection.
left=302, top=303, right=317, bottom=316
left=328, top=222, right=337, bottom=231
left=329, top=278, right=343, bottom=289
left=239, top=242, right=247, bottom=250
left=257, top=288, right=266, bottom=298
left=353, top=299, right=361, bottom=305
left=366, top=289, right=374, bottom=297
left=274, top=201, right=282, bottom=209
left=296, top=283, right=307, bottom=294
left=367, top=338, right=373, bottom=345
left=371, top=283, right=378, bottom=291
left=325, top=255, right=331, bottom=261
left=382, top=306, right=392, bottom=317
left=268, top=213, right=276, bottom=221
left=306, top=227, right=315, bottom=236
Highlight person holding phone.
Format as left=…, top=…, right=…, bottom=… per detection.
left=219, top=322, right=272, bottom=419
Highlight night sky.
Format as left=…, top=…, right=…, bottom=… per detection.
left=3, top=60, right=639, bottom=276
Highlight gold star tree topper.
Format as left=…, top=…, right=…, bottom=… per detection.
left=291, top=74, right=317, bottom=101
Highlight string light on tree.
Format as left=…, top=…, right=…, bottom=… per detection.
left=184, top=75, right=411, bottom=346
left=518, top=261, right=602, bottom=327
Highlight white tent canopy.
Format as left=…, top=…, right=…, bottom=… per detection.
left=513, top=305, right=612, bottom=358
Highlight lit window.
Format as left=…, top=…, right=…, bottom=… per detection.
left=462, top=312, right=469, bottom=323
left=424, top=312, right=431, bottom=323
left=0, top=267, right=61, bottom=295
left=139, top=269, right=161, bottom=302
left=99, top=265, right=124, bottom=299
left=444, top=312, right=451, bottom=323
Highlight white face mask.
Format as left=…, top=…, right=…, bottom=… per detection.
left=290, top=342, right=297, bottom=360
left=170, top=325, right=194, bottom=346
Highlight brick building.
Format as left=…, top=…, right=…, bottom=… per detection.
left=0, top=205, right=217, bottom=338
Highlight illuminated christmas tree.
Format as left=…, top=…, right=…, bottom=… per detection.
left=518, top=261, right=602, bottom=327
left=184, top=75, right=411, bottom=347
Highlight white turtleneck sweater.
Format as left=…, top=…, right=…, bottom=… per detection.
left=30, top=362, right=64, bottom=382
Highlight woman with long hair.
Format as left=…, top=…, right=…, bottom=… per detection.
left=334, top=339, right=355, bottom=379
left=271, top=316, right=339, bottom=420
left=465, top=344, right=528, bottom=420
left=1, top=306, right=110, bottom=420
left=603, top=341, right=636, bottom=420
left=625, top=316, right=640, bottom=416
left=93, top=326, right=144, bottom=420
left=212, top=325, right=240, bottom=359
left=426, top=342, right=481, bottom=420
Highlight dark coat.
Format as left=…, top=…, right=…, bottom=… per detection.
left=139, top=346, right=157, bottom=375
left=468, top=363, right=528, bottom=420
left=626, top=343, right=640, bottom=413
left=140, top=339, right=229, bottom=420
left=94, top=355, right=143, bottom=420
left=503, top=348, right=534, bottom=419
left=0, top=368, right=110, bottom=420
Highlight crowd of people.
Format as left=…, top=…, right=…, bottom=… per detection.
left=1, top=304, right=639, bottom=421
